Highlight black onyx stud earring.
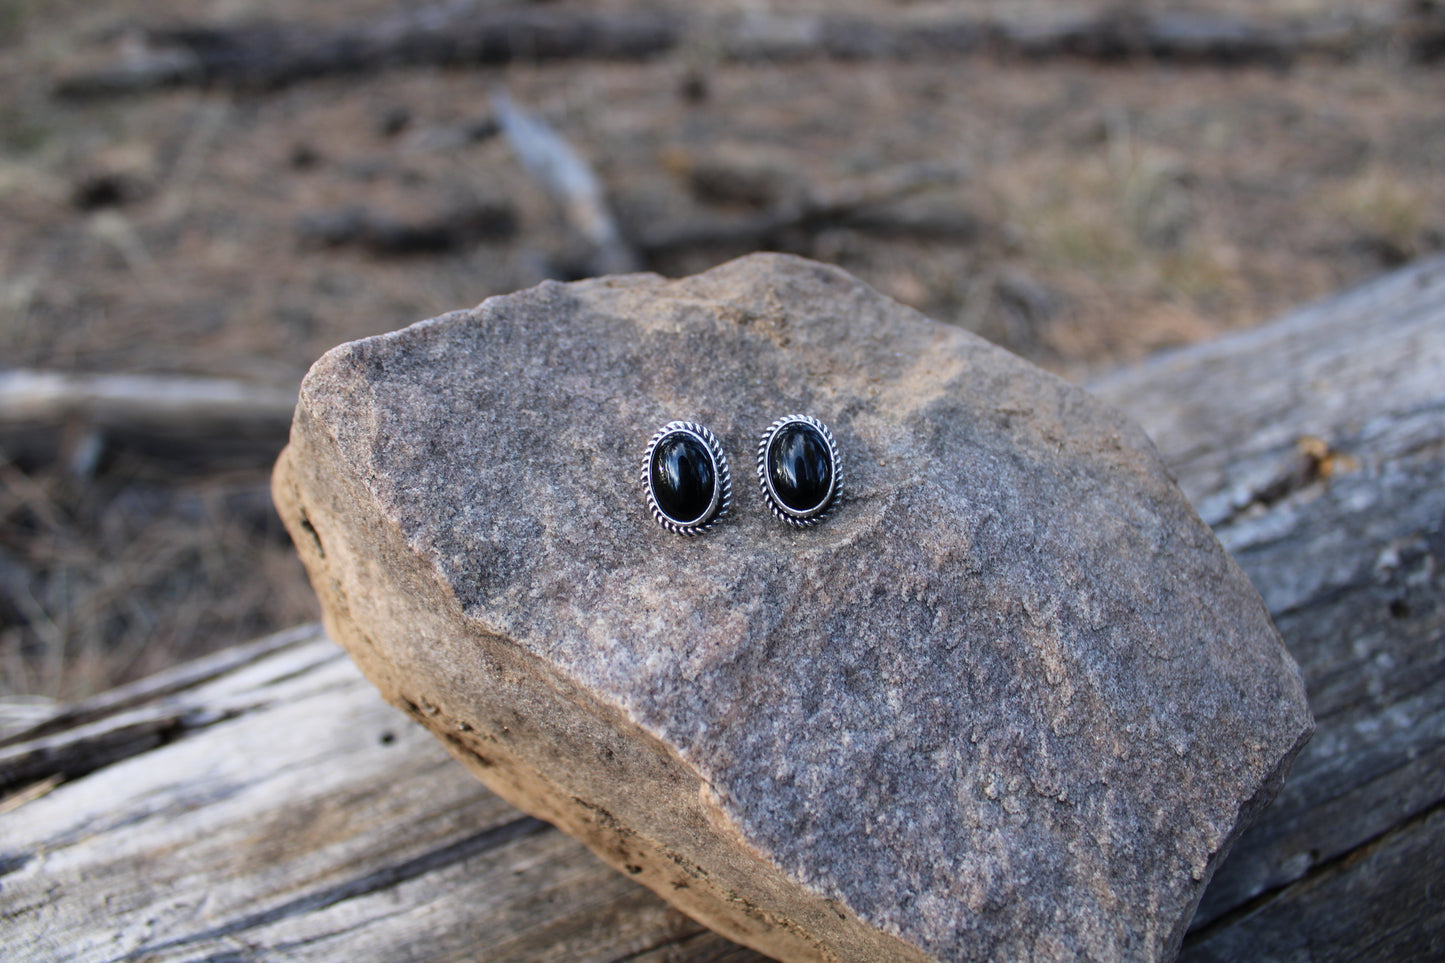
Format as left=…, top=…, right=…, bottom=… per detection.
left=757, top=414, right=841, bottom=527
left=642, top=421, right=732, bottom=535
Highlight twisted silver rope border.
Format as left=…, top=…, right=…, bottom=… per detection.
left=641, top=421, right=731, bottom=535
left=756, top=414, right=841, bottom=527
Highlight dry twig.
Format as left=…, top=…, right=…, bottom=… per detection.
left=492, top=91, right=639, bottom=276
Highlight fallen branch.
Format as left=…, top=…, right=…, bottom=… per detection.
left=492, top=91, right=639, bottom=276
left=637, top=162, right=968, bottom=255
left=55, top=6, right=681, bottom=96
left=294, top=199, right=517, bottom=255
left=0, top=370, right=296, bottom=472
left=53, top=5, right=1425, bottom=97
left=0, top=370, right=295, bottom=430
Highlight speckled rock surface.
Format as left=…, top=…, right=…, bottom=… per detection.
left=273, top=253, right=1313, bottom=962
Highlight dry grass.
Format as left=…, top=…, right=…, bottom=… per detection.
left=1322, top=165, right=1435, bottom=261
left=0, top=456, right=316, bottom=701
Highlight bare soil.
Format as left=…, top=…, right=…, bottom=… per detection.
left=2, top=0, right=1442, bottom=703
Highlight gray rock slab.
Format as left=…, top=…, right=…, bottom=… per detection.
left=272, top=253, right=1312, bottom=962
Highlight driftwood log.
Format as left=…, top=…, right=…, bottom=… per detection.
left=2, top=256, right=1443, bottom=961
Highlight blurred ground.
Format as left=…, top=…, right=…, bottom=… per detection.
left=1, top=0, right=1442, bottom=703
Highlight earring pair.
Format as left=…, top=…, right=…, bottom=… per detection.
left=642, top=415, right=841, bottom=535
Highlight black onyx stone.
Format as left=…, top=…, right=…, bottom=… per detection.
left=768, top=422, right=833, bottom=514
left=651, top=432, right=716, bottom=525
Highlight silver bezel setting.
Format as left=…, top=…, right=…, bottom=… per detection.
left=642, top=421, right=731, bottom=535
left=756, top=414, right=841, bottom=527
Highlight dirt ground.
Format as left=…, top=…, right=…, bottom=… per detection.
left=1, top=0, right=1442, bottom=704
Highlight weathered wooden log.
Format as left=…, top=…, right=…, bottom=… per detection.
left=1090, top=254, right=1445, bottom=961
left=2, top=255, right=1442, bottom=961
left=52, top=5, right=1426, bottom=98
